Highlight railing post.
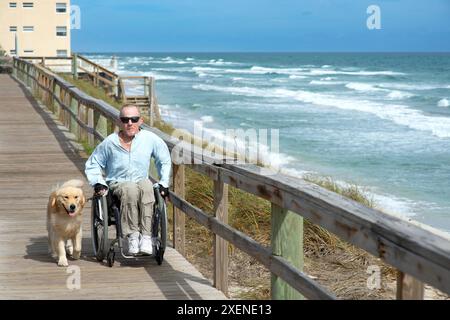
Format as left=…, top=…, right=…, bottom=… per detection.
left=213, top=179, right=229, bottom=296
left=54, top=84, right=61, bottom=118
left=87, top=107, right=94, bottom=147
left=148, top=77, right=156, bottom=126
left=144, top=77, right=149, bottom=96
left=173, top=164, right=185, bottom=256
left=69, top=97, right=79, bottom=139
left=270, top=204, right=304, bottom=300
left=94, top=110, right=107, bottom=144
left=72, top=54, right=78, bottom=80
left=396, top=271, right=424, bottom=300
left=79, top=103, right=87, bottom=143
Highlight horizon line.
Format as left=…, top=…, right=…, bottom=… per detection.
left=75, top=50, right=450, bottom=54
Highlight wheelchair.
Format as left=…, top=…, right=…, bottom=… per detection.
left=91, top=184, right=167, bottom=267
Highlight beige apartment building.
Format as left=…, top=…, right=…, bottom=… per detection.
left=0, top=0, right=71, bottom=57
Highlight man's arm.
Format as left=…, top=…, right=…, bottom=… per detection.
left=85, top=140, right=109, bottom=188
left=152, top=135, right=172, bottom=188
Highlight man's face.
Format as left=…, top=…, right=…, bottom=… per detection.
left=119, top=106, right=143, bottom=138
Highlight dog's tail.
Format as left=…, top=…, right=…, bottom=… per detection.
left=61, top=179, right=84, bottom=188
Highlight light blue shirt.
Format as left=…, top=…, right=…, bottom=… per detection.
left=85, top=129, right=171, bottom=188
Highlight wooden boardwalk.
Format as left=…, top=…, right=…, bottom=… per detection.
left=0, top=74, right=226, bottom=299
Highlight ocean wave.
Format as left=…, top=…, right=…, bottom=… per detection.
left=310, top=80, right=344, bottom=85
left=249, top=66, right=307, bottom=75
left=438, top=98, right=449, bottom=107
left=346, top=82, right=414, bottom=99
left=378, top=83, right=448, bottom=91
left=141, top=72, right=182, bottom=81
left=309, top=69, right=405, bottom=76
left=387, top=90, right=415, bottom=100
left=192, top=84, right=450, bottom=138
left=345, top=82, right=382, bottom=92
left=289, top=75, right=308, bottom=79
left=200, top=115, right=214, bottom=123
left=198, top=125, right=295, bottom=169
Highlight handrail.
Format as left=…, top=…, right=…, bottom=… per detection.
left=12, top=57, right=450, bottom=299
left=77, top=54, right=118, bottom=78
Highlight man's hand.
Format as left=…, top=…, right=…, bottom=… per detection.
left=158, top=184, right=170, bottom=201
left=94, top=183, right=108, bottom=196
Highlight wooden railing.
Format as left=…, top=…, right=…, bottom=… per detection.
left=12, top=57, right=450, bottom=300
left=74, top=54, right=119, bottom=97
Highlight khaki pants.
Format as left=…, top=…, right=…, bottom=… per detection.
left=109, top=179, right=155, bottom=237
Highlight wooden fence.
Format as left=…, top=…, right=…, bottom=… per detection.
left=12, top=57, right=450, bottom=300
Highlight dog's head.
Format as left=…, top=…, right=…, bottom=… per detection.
left=50, top=186, right=86, bottom=217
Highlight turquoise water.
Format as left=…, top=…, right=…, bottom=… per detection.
left=85, top=52, right=450, bottom=232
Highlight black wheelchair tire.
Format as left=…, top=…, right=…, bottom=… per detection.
left=91, top=196, right=109, bottom=262
left=153, top=187, right=167, bottom=265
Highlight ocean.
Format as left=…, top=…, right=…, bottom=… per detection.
left=83, top=52, right=450, bottom=233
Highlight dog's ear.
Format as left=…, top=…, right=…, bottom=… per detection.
left=49, top=192, right=57, bottom=208
left=80, top=194, right=86, bottom=207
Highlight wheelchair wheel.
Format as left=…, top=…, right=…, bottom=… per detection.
left=91, top=196, right=109, bottom=262
left=153, top=186, right=167, bottom=265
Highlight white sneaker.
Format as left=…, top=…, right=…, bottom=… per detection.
left=139, top=235, right=153, bottom=255
left=127, top=232, right=140, bottom=255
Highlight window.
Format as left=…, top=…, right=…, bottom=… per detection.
left=57, top=50, right=68, bottom=57
left=56, top=26, right=67, bottom=36
left=23, top=26, right=34, bottom=32
left=9, top=26, right=17, bottom=32
left=23, top=2, right=34, bottom=8
left=56, top=3, right=67, bottom=13
left=24, top=50, right=34, bottom=54
left=9, top=2, right=17, bottom=8
left=10, top=50, right=16, bottom=55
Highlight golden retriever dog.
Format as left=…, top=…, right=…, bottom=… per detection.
left=47, top=179, right=86, bottom=267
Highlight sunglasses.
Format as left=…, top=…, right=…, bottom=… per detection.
left=120, top=116, right=140, bottom=124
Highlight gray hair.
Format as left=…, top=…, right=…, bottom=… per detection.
left=119, top=104, right=140, bottom=117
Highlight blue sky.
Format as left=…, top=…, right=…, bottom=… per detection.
left=71, top=0, right=450, bottom=52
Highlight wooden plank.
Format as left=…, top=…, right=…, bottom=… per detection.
left=213, top=179, right=228, bottom=296
left=396, top=271, right=425, bottom=300
left=173, top=164, right=185, bottom=256
left=271, top=204, right=303, bottom=300
left=72, top=54, right=78, bottom=80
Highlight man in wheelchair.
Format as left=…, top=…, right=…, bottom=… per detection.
left=85, top=104, right=171, bottom=256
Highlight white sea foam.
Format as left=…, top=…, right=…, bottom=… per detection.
left=310, top=80, right=344, bottom=85
left=309, top=69, right=405, bottom=76
left=378, top=83, right=448, bottom=91
left=438, top=98, right=449, bottom=107
left=200, top=115, right=214, bottom=123
left=345, top=82, right=381, bottom=92
left=192, top=84, right=450, bottom=138
left=141, top=72, right=181, bottom=81
left=194, top=125, right=295, bottom=170
left=289, top=75, right=307, bottom=79
left=345, top=83, right=414, bottom=99
left=387, top=90, right=414, bottom=100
